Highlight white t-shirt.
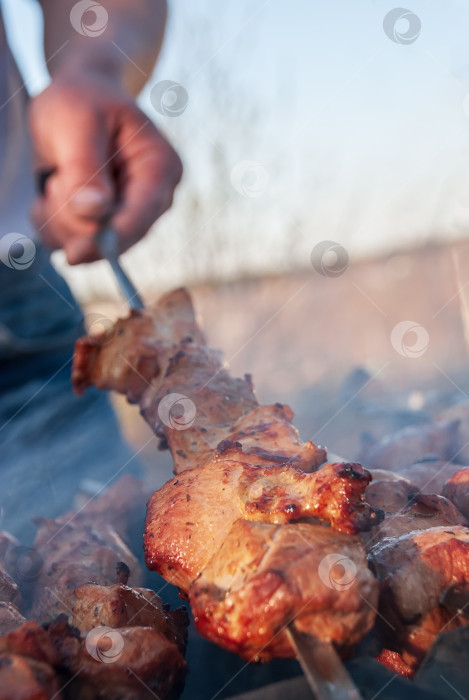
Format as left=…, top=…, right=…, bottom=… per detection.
left=0, top=9, right=37, bottom=241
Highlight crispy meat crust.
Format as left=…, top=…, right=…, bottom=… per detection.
left=0, top=621, right=60, bottom=700
left=145, top=459, right=381, bottom=593
left=443, top=468, right=469, bottom=520
left=72, top=288, right=205, bottom=402
left=47, top=614, right=186, bottom=700
left=369, top=525, right=469, bottom=670
left=72, top=583, right=188, bottom=654
left=190, top=520, right=378, bottom=661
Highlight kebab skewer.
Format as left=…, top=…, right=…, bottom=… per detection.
left=72, top=288, right=382, bottom=699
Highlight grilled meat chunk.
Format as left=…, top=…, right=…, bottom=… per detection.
left=145, top=459, right=381, bottom=593
left=369, top=525, right=469, bottom=670
left=72, top=288, right=205, bottom=402
left=443, top=468, right=469, bottom=520
left=72, top=583, right=188, bottom=654
left=358, top=421, right=460, bottom=472
left=0, top=621, right=61, bottom=700
left=29, top=517, right=143, bottom=624
left=0, top=603, right=26, bottom=636
left=191, top=519, right=378, bottom=661
left=0, top=532, right=22, bottom=610
left=47, top=614, right=186, bottom=700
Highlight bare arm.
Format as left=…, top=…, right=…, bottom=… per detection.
left=38, top=0, right=167, bottom=95
left=30, top=0, right=183, bottom=265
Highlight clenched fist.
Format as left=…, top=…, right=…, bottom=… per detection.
left=29, top=68, right=182, bottom=265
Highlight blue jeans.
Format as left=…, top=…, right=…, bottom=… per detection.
left=0, top=244, right=140, bottom=542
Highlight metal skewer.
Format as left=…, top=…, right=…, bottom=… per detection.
left=95, top=227, right=144, bottom=309
left=286, top=625, right=364, bottom=700
left=286, top=450, right=365, bottom=698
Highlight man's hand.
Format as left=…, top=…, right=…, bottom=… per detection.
left=31, top=0, right=181, bottom=265
left=30, top=69, right=182, bottom=264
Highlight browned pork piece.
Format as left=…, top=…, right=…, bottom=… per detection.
left=437, top=400, right=469, bottom=463
left=47, top=614, right=186, bottom=700
left=145, top=456, right=381, bottom=593
left=20, top=476, right=188, bottom=699
left=28, top=476, right=145, bottom=624
left=71, top=583, right=188, bottom=653
left=0, top=532, right=26, bottom=639
left=363, top=470, right=467, bottom=546
left=443, top=467, right=469, bottom=520
left=358, top=420, right=460, bottom=472
left=190, top=520, right=377, bottom=661
left=369, top=525, right=469, bottom=671
left=73, top=288, right=205, bottom=402
left=395, top=458, right=463, bottom=496
left=0, top=621, right=61, bottom=700
left=73, top=288, right=382, bottom=662
left=0, top=533, right=22, bottom=612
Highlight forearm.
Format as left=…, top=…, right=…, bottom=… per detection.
left=38, top=0, right=167, bottom=95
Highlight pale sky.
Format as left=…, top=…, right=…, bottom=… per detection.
left=3, top=0, right=469, bottom=297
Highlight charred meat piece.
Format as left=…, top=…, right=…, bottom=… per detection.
left=29, top=517, right=143, bottom=624
left=0, top=532, right=22, bottom=610
left=72, top=288, right=205, bottom=402
left=145, top=459, right=381, bottom=593
left=358, top=420, right=460, bottom=472
left=363, top=469, right=467, bottom=545
left=364, top=493, right=466, bottom=545
left=375, top=648, right=414, bottom=678
left=190, top=519, right=378, bottom=661
left=47, top=614, right=186, bottom=700
left=0, top=621, right=61, bottom=699
left=369, top=525, right=469, bottom=671
left=56, top=474, right=147, bottom=542
left=396, top=458, right=463, bottom=496
left=73, top=291, right=326, bottom=476
left=437, top=400, right=469, bottom=463
left=28, top=475, right=148, bottom=624
left=140, top=342, right=259, bottom=472
left=364, top=469, right=418, bottom=513
left=443, top=468, right=469, bottom=520
left=0, top=602, right=26, bottom=636
left=72, top=583, right=188, bottom=654
left=0, top=654, right=61, bottom=700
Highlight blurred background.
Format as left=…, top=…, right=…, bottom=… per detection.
left=4, top=0, right=469, bottom=470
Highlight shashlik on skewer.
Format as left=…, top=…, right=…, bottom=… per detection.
left=0, top=476, right=189, bottom=700
left=72, top=287, right=469, bottom=680
left=72, top=288, right=382, bottom=664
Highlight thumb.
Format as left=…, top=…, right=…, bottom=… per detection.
left=44, top=110, right=115, bottom=223
left=59, top=155, right=114, bottom=222
left=69, top=184, right=113, bottom=220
